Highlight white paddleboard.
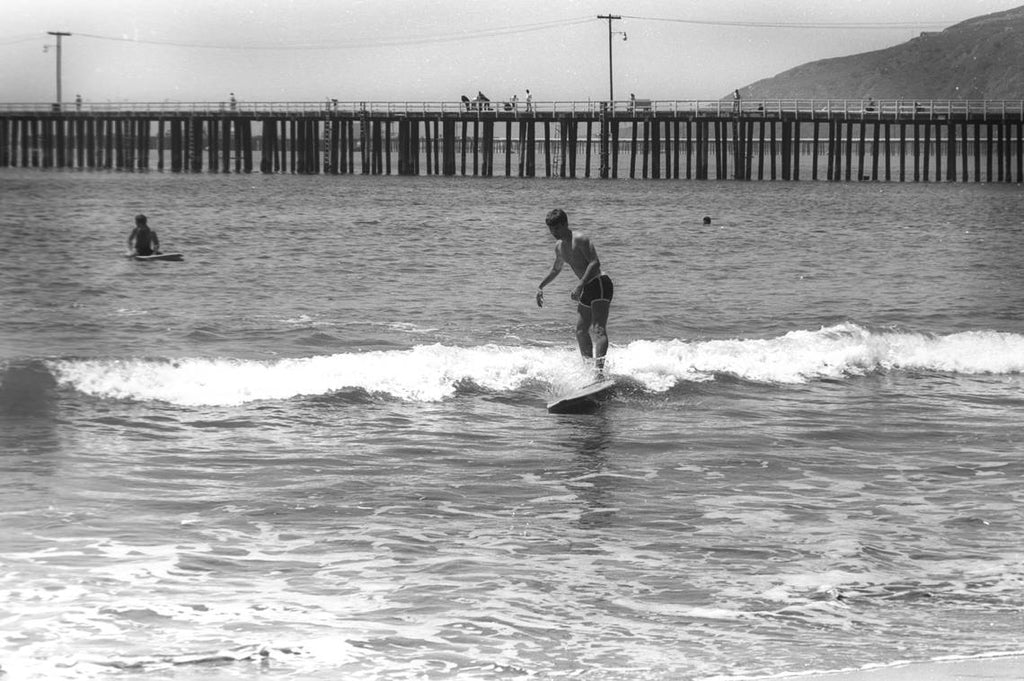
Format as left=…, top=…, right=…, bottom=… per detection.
left=128, top=253, right=184, bottom=262
left=547, top=378, right=616, bottom=414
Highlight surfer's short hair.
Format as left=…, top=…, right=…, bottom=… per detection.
left=135, top=214, right=147, bottom=225
left=545, top=209, right=568, bottom=227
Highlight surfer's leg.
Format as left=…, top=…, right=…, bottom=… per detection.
left=575, top=305, right=594, bottom=361
left=589, top=299, right=610, bottom=372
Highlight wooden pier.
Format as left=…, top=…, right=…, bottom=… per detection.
left=0, top=99, right=1021, bottom=182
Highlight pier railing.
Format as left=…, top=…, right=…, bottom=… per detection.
left=1, top=99, right=1023, bottom=120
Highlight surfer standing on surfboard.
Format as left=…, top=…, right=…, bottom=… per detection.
left=127, top=214, right=161, bottom=257
left=536, top=208, right=614, bottom=375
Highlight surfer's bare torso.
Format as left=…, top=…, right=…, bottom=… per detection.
left=554, top=232, right=601, bottom=282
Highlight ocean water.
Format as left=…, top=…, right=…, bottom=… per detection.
left=1, top=169, right=1022, bottom=680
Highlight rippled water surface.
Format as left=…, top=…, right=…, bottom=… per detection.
left=1, top=170, right=1023, bottom=679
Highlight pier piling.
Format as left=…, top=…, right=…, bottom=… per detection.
left=0, top=99, right=1020, bottom=183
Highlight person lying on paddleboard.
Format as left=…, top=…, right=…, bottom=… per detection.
left=128, top=214, right=161, bottom=256
left=536, top=208, right=614, bottom=375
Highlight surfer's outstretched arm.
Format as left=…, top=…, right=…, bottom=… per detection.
left=536, top=244, right=564, bottom=307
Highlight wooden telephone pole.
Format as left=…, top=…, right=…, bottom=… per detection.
left=47, top=31, right=72, bottom=108
left=596, top=15, right=621, bottom=103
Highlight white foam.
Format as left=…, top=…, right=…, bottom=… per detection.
left=45, top=325, right=1024, bottom=406
left=47, top=344, right=569, bottom=407
left=614, top=323, right=1024, bottom=388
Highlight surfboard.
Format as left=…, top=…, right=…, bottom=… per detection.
left=129, top=253, right=184, bottom=262
left=547, top=378, right=616, bottom=414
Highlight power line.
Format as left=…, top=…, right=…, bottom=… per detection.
left=620, top=14, right=951, bottom=30
left=4, top=12, right=954, bottom=54
left=3, top=12, right=956, bottom=55
left=0, top=34, right=44, bottom=46
left=71, top=16, right=594, bottom=51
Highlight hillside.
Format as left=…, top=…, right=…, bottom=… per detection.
left=738, top=5, right=1024, bottom=100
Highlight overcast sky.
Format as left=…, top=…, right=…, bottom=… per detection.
left=3, top=0, right=1021, bottom=104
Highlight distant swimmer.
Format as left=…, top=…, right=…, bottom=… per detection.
left=536, top=208, right=614, bottom=375
left=703, top=216, right=712, bottom=225
left=128, top=214, right=161, bottom=256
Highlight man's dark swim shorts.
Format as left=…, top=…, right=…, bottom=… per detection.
left=579, top=274, right=613, bottom=307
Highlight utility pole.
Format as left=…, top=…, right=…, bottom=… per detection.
left=597, top=14, right=621, bottom=103
left=47, top=31, right=71, bottom=108
left=596, top=14, right=622, bottom=180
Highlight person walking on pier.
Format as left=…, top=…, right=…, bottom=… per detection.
left=525, top=89, right=533, bottom=112
left=128, top=214, right=161, bottom=256
left=536, top=209, right=614, bottom=376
